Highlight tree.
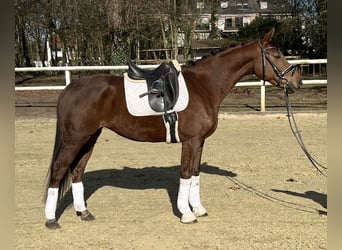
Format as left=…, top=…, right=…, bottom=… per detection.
left=15, top=0, right=34, bottom=67
left=299, top=0, right=327, bottom=58
left=17, top=0, right=325, bottom=66
left=15, top=0, right=204, bottom=65
left=238, top=0, right=327, bottom=58
left=174, top=0, right=200, bottom=60
left=238, top=17, right=281, bottom=40
left=208, top=0, right=220, bottom=39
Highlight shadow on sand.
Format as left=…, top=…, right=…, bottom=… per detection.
left=56, top=163, right=237, bottom=220
left=271, top=189, right=327, bottom=215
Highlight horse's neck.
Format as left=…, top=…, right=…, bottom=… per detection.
left=184, top=42, right=257, bottom=107
left=216, top=43, right=257, bottom=95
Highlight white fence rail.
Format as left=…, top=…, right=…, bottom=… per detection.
left=15, top=59, right=327, bottom=112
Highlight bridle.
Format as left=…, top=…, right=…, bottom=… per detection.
left=258, top=39, right=297, bottom=88
left=258, top=40, right=327, bottom=177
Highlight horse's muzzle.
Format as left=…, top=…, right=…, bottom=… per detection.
left=286, top=79, right=302, bottom=94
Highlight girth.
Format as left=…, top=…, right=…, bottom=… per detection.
left=127, top=59, right=180, bottom=113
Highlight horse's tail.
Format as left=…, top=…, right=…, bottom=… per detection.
left=43, top=111, right=72, bottom=203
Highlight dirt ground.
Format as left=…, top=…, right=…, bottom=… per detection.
left=15, top=90, right=327, bottom=249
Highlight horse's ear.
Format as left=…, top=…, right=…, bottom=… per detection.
left=261, top=27, right=275, bottom=44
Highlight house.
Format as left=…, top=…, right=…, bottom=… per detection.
left=194, top=0, right=290, bottom=37
left=188, top=0, right=292, bottom=59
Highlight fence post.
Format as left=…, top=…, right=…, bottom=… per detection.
left=65, top=68, right=71, bottom=85
left=260, top=82, right=266, bottom=112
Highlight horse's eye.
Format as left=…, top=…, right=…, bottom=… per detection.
left=273, top=55, right=281, bottom=59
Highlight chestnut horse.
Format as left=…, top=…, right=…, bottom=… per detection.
left=44, top=28, right=302, bottom=229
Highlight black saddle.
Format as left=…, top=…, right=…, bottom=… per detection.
left=127, top=59, right=180, bottom=113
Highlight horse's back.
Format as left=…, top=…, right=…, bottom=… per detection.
left=60, top=73, right=121, bottom=97
left=59, top=73, right=122, bottom=103
left=57, top=74, right=124, bottom=129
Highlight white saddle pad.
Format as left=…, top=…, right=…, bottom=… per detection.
left=123, top=72, right=189, bottom=116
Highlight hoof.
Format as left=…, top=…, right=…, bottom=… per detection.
left=180, top=212, right=197, bottom=224
left=45, top=219, right=61, bottom=229
left=193, top=206, right=208, bottom=217
left=77, top=210, right=95, bottom=221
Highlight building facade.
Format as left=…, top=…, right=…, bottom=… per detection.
left=193, top=0, right=290, bottom=38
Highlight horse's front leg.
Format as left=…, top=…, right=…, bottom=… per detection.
left=178, top=138, right=208, bottom=223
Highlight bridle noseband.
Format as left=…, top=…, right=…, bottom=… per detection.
left=258, top=39, right=297, bottom=88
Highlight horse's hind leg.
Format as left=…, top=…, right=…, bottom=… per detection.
left=45, top=129, right=102, bottom=229
left=70, top=129, right=102, bottom=221
left=45, top=142, right=87, bottom=229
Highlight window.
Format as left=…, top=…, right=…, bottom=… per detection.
left=197, top=0, right=204, bottom=9
left=260, top=1, right=268, bottom=9
left=224, top=18, right=233, bottom=30
left=236, top=3, right=243, bottom=8
left=236, top=2, right=249, bottom=9
left=196, top=17, right=210, bottom=30
left=235, top=17, right=243, bottom=28
left=220, top=1, right=228, bottom=8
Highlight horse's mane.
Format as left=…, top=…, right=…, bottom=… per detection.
left=184, top=41, right=249, bottom=67
left=183, top=37, right=281, bottom=67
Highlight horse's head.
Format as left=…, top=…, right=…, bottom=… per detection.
left=254, top=28, right=302, bottom=93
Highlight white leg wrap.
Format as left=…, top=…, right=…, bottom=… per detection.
left=177, top=178, right=196, bottom=223
left=189, top=175, right=201, bottom=207
left=189, top=175, right=207, bottom=217
left=177, top=178, right=192, bottom=214
left=45, top=188, right=59, bottom=220
left=72, top=182, right=87, bottom=212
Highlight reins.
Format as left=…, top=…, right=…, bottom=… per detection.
left=283, top=86, right=327, bottom=177
left=259, top=39, right=327, bottom=177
